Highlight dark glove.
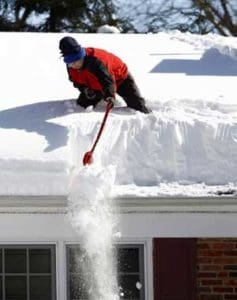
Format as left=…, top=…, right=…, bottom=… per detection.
left=105, top=97, right=115, bottom=105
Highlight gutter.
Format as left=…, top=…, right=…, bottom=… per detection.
left=0, top=195, right=237, bottom=214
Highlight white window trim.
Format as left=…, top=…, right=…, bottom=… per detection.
left=64, top=238, right=153, bottom=300
left=116, top=238, right=154, bottom=300
left=0, top=243, right=57, bottom=300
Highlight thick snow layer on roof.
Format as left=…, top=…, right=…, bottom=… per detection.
left=0, top=32, right=237, bottom=196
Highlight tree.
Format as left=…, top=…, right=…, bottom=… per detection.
left=0, top=0, right=16, bottom=31
left=0, top=0, right=134, bottom=32
left=192, top=0, right=237, bottom=36
left=118, top=0, right=237, bottom=36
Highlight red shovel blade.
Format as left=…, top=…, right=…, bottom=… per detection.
left=83, top=151, right=94, bottom=166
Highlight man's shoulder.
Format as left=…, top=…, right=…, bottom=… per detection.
left=86, top=47, right=110, bottom=56
left=84, top=49, right=110, bottom=68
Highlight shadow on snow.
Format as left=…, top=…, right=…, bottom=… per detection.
left=0, top=99, right=134, bottom=153
left=150, top=48, right=237, bottom=76
left=0, top=99, right=83, bottom=152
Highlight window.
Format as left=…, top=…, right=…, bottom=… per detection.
left=117, top=244, right=145, bottom=300
left=67, top=244, right=145, bottom=300
left=0, top=245, right=56, bottom=300
left=67, top=246, right=89, bottom=300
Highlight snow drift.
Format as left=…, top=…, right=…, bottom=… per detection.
left=69, top=100, right=237, bottom=186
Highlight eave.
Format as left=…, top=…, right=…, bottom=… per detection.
left=0, top=195, right=237, bottom=214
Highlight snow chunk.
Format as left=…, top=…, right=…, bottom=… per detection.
left=67, top=165, right=119, bottom=299
left=97, top=25, right=121, bottom=33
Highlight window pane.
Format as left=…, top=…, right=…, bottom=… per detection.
left=67, top=245, right=144, bottom=300
left=5, top=276, right=27, bottom=300
left=0, top=276, right=2, bottom=300
left=68, top=247, right=86, bottom=274
left=29, top=249, right=51, bottom=273
left=69, top=274, right=89, bottom=300
left=117, top=248, right=139, bottom=273
left=30, top=276, right=51, bottom=300
left=5, top=249, right=26, bottom=273
left=118, top=275, right=140, bottom=299
left=0, top=250, right=2, bottom=274
left=68, top=247, right=91, bottom=300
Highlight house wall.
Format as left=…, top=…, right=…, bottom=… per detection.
left=197, top=238, right=237, bottom=300
left=0, top=213, right=155, bottom=300
left=119, top=213, right=237, bottom=237
left=153, top=238, right=237, bottom=300
left=1, top=212, right=237, bottom=300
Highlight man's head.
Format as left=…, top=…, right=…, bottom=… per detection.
left=59, top=36, right=86, bottom=68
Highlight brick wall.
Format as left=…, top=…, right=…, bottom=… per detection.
left=197, top=238, right=237, bottom=300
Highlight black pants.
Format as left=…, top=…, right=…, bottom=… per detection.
left=77, top=73, right=149, bottom=113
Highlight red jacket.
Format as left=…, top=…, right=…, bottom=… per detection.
left=67, top=47, right=128, bottom=98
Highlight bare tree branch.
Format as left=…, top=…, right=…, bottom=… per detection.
left=126, top=0, right=237, bottom=36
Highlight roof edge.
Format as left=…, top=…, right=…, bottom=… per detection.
left=0, top=195, right=237, bottom=214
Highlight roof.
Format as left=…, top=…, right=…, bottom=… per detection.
left=0, top=32, right=237, bottom=197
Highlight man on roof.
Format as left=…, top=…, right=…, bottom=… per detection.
left=59, top=36, right=151, bottom=114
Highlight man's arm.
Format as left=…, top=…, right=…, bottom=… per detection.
left=86, top=56, right=115, bottom=99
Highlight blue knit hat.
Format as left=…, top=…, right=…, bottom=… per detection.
left=63, top=48, right=86, bottom=64
left=59, top=36, right=86, bottom=64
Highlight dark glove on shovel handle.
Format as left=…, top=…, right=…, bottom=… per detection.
left=105, top=97, right=115, bottom=105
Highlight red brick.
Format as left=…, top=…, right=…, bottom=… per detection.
left=224, top=279, right=237, bottom=286
left=224, top=295, right=237, bottom=300
left=200, top=239, right=219, bottom=242
left=221, top=239, right=237, bottom=242
left=198, top=257, right=214, bottom=264
left=199, top=250, right=224, bottom=257
left=211, top=243, right=236, bottom=250
left=197, top=239, right=237, bottom=300
left=200, top=295, right=223, bottom=300
left=198, top=272, right=217, bottom=278
left=224, top=266, right=237, bottom=271
left=213, top=258, right=237, bottom=264
left=201, top=279, right=222, bottom=286
left=198, top=243, right=211, bottom=249
left=201, top=265, right=222, bottom=271
left=224, top=251, right=237, bottom=256
left=217, top=272, right=229, bottom=278
left=213, top=287, right=233, bottom=293
left=198, top=286, right=212, bottom=293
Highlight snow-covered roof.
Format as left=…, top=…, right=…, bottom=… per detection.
left=0, top=32, right=237, bottom=197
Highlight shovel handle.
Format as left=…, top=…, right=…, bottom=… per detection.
left=90, top=101, right=113, bottom=153
left=83, top=101, right=113, bottom=165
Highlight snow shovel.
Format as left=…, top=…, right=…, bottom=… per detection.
left=83, top=101, right=113, bottom=165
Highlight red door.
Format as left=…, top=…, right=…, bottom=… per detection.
left=153, top=238, right=196, bottom=300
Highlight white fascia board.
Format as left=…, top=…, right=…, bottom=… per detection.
left=0, top=195, right=237, bottom=214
